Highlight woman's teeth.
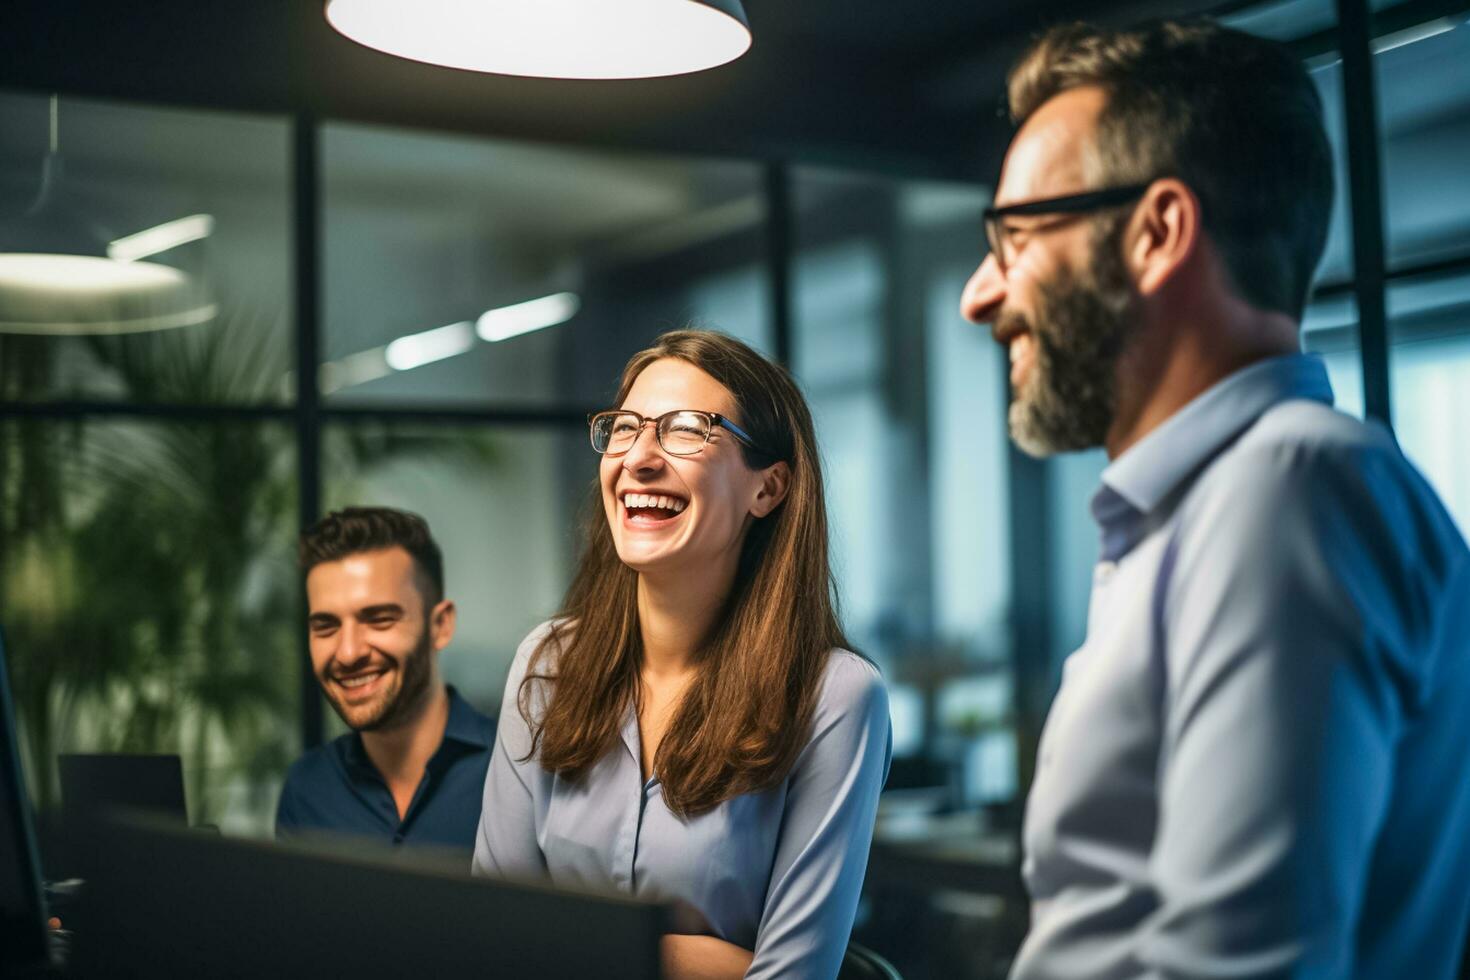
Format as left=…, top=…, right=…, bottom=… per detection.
left=622, top=493, right=687, bottom=513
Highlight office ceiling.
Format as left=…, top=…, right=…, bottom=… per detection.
left=0, top=0, right=1238, bottom=183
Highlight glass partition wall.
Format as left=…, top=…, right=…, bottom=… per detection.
left=0, top=94, right=297, bottom=836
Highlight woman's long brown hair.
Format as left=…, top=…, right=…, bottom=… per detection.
left=519, top=329, right=851, bottom=818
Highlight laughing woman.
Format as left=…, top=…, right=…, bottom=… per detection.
left=473, top=330, right=891, bottom=980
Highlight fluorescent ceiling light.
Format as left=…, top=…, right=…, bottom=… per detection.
left=1372, top=18, right=1457, bottom=54
left=476, top=292, right=580, bottom=343
left=324, top=0, right=751, bottom=79
left=1309, top=17, right=1460, bottom=70
left=385, top=320, right=476, bottom=371
left=108, top=214, right=215, bottom=263
left=319, top=346, right=391, bottom=394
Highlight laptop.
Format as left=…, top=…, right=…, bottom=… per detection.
left=0, top=624, right=52, bottom=976
left=73, top=816, right=669, bottom=979
left=58, top=752, right=188, bottom=828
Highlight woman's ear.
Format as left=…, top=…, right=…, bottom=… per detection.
left=749, top=461, right=791, bottom=518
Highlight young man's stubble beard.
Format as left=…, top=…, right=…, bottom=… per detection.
left=1006, top=219, right=1139, bottom=458
left=325, top=623, right=436, bottom=733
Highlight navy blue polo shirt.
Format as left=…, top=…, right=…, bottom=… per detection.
left=275, top=686, right=495, bottom=853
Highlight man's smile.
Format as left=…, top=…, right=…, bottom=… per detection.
left=332, top=667, right=389, bottom=701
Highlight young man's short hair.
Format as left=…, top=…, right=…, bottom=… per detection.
left=1008, top=19, right=1334, bottom=321
left=298, top=507, right=444, bottom=605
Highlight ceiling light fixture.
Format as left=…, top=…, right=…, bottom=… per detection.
left=384, top=320, right=477, bottom=371
left=108, top=214, right=215, bottom=263
left=0, top=96, right=216, bottom=335
left=323, top=0, right=752, bottom=79
left=318, top=291, right=583, bottom=394
left=476, top=292, right=580, bottom=342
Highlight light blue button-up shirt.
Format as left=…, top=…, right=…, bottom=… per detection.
left=473, top=623, right=892, bottom=979
left=1012, top=354, right=1470, bottom=979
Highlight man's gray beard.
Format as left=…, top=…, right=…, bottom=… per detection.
left=1007, top=231, right=1138, bottom=458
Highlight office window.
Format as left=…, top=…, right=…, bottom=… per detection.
left=1221, top=0, right=1428, bottom=43
left=1043, top=449, right=1108, bottom=681
left=791, top=167, right=1012, bottom=800
left=1377, top=20, right=1469, bottom=269
left=0, top=418, right=299, bottom=835
left=1303, top=292, right=1366, bottom=418
left=1391, top=284, right=1470, bottom=534
left=1379, top=22, right=1470, bottom=534
left=321, top=123, right=768, bottom=408
left=0, top=92, right=292, bottom=405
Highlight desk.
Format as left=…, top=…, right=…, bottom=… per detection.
left=858, top=813, right=1027, bottom=980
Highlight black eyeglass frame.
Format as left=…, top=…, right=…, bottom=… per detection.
left=588, top=409, right=773, bottom=459
left=983, top=183, right=1154, bottom=273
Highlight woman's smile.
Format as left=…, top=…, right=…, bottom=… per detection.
left=621, top=490, right=689, bottom=529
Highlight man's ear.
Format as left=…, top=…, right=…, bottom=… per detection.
left=429, top=599, right=457, bottom=651
left=749, top=461, right=791, bottom=519
left=1126, top=178, right=1201, bottom=297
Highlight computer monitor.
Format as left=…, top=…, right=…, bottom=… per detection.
left=0, top=624, right=51, bottom=973
left=73, top=816, right=668, bottom=979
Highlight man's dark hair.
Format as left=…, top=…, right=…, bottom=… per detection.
left=1008, top=19, right=1334, bottom=320
left=298, top=507, right=444, bottom=605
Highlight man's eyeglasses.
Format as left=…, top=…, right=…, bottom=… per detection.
left=983, top=183, right=1152, bottom=275
left=589, top=409, right=770, bottom=458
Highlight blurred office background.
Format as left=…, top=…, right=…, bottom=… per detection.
left=2, top=0, right=1467, bottom=975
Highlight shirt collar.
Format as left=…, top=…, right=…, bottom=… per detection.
left=441, top=685, right=492, bottom=749
left=1090, top=354, right=1333, bottom=555
left=342, top=684, right=490, bottom=770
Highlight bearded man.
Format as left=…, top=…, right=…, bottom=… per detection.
left=276, top=507, right=495, bottom=853
left=961, top=20, right=1470, bottom=979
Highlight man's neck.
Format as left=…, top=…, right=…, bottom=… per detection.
left=360, top=682, right=451, bottom=786
left=1105, top=298, right=1299, bottom=459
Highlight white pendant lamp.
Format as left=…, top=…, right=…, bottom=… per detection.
left=324, top=0, right=752, bottom=79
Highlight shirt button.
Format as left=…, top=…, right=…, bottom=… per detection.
left=1095, top=561, right=1117, bottom=585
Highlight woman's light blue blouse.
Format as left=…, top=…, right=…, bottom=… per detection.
left=472, top=623, right=892, bottom=980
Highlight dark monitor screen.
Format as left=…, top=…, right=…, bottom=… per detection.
left=0, top=624, right=50, bottom=972
left=74, top=817, right=668, bottom=979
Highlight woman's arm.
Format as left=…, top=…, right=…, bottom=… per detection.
left=746, top=653, right=892, bottom=980
left=471, top=628, right=551, bottom=878
left=662, top=935, right=754, bottom=980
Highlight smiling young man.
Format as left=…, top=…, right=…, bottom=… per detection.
left=961, top=20, right=1470, bottom=979
left=275, top=507, right=496, bottom=854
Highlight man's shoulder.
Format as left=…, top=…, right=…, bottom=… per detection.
left=465, top=698, right=498, bottom=739
left=1236, top=397, right=1393, bottom=460
left=1178, top=395, right=1469, bottom=582
left=446, top=686, right=499, bottom=748
left=281, top=733, right=354, bottom=790
left=1197, top=397, right=1413, bottom=504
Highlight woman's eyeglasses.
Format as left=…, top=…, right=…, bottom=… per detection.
left=589, top=410, right=769, bottom=458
